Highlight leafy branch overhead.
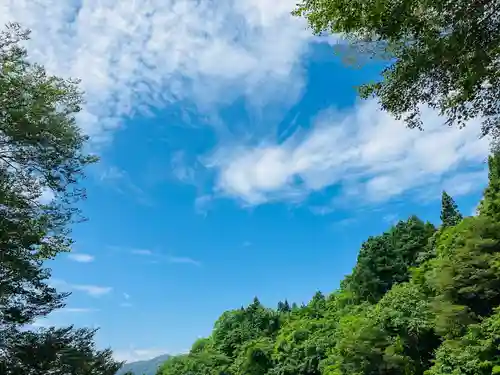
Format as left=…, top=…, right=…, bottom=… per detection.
left=293, top=0, right=500, bottom=139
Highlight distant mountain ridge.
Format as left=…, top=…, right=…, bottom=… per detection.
left=116, top=354, right=170, bottom=375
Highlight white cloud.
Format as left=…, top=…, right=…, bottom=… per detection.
left=58, top=307, right=98, bottom=313
left=382, top=214, right=399, bottom=224
left=334, top=218, right=357, bottom=227
left=51, top=279, right=113, bottom=297
left=1, top=0, right=312, bottom=143
left=121, top=294, right=132, bottom=307
left=99, top=166, right=152, bottom=205
left=171, top=151, right=197, bottom=185
left=194, top=195, right=213, bottom=216
left=72, top=284, right=113, bottom=297
left=38, top=187, right=55, bottom=204
left=67, top=253, right=95, bottom=263
left=131, top=249, right=154, bottom=256
left=113, top=347, right=169, bottom=363
left=166, top=255, right=201, bottom=267
left=443, top=171, right=488, bottom=197
left=208, top=100, right=489, bottom=207
left=127, top=248, right=201, bottom=266
left=28, top=319, right=51, bottom=328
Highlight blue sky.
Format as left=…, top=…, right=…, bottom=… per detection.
left=3, top=0, right=489, bottom=363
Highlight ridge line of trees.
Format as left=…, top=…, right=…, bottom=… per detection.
left=157, top=160, right=500, bottom=375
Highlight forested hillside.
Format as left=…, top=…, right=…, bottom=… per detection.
left=157, top=154, right=500, bottom=375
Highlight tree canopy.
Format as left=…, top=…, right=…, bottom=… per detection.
left=292, top=0, right=500, bottom=139
left=0, top=23, right=121, bottom=375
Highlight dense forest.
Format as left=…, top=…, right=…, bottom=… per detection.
left=157, top=162, right=500, bottom=375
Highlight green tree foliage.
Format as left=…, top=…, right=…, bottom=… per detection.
left=191, top=337, right=213, bottom=354
left=232, top=337, right=274, bottom=375
left=158, top=151, right=500, bottom=375
left=158, top=352, right=231, bottom=375
left=5, top=326, right=121, bottom=375
left=0, top=23, right=119, bottom=374
left=292, top=0, right=500, bottom=138
left=440, top=191, right=463, bottom=227
left=343, top=216, right=435, bottom=303
left=272, top=313, right=335, bottom=375
left=428, top=308, right=500, bottom=375
left=479, top=152, right=500, bottom=220
left=212, top=297, right=280, bottom=358
left=277, top=300, right=291, bottom=314
left=324, top=283, right=439, bottom=375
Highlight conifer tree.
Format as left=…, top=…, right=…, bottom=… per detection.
left=478, top=152, right=500, bottom=221
left=440, top=191, right=463, bottom=227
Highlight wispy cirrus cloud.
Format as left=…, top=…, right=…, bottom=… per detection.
left=165, top=256, right=201, bottom=267
left=98, top=166, right=152, bottom=205
left=126, top=247, right=201, bottom=266
left=130, top=249, right=154, bottom=256
left=71, top=284, right=113, bottom=297
left=1, top=0, right=313, bottom=144
left=28, top=319, right=51, bottom=329
left=58, top=307, right=98, bottom=313
left=51, top=279, right=113, bottom=298
left=207, top=100, right=489, bottom=208
left=120, top=293, right=132, bottom=308
left=67, top=253, right=95, bottom=263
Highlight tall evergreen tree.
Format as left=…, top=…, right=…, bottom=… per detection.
left=277, top=300, right=291, bottom=314
left=440, top=191, right=463, bottom=227
left=478, top=151, right=500, bottom=221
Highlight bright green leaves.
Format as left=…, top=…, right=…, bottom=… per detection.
left=158, top=352, right=232, bottom=375
left=191, top=337, right=214, bottom=354
left=345, top=216, right=435, bottom=303
left=326, top=283, right=438, bottom=375
left=212, top=298, right=280, bottom=359
left=232, top=338, right=274, bottom=375
left=426, top=217, right=500, bottom=322
left=428, top=309, right=500, bottom=375
left=272, top=314, right=335, bottom=375
left=479, top=152, right=500, bottom=221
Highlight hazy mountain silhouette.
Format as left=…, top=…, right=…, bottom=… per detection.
left=116, top=354, right=170, bottom=375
